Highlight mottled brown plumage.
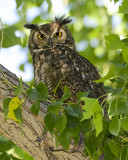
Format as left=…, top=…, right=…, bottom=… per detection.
left=24, top=16, right=105, bottom=104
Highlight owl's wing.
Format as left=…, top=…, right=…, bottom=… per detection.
left=63, top=46, right=101, bottom=80
left=61, top=46, right=106, bottom=102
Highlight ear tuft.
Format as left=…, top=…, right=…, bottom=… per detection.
left=24, top=23, right=39, bottom=30
left=55, top=15, right=72, bottom=26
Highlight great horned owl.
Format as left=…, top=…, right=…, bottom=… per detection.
left=24, top=16, right=105, bottom=103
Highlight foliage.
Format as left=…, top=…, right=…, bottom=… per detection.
left=0, top=135, right=34, bottom=160
left=1, top=0, right=128, bottom=159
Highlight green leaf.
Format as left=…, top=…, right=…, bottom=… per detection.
left=122, top=38, right=128, bottom=46
left=112, top=88, right=123, bottom=96
left=73, top=134, right=79, bottom=145
left=108, top=140, right=120, bottom=158
left=34, top=0, right=44, bottom=6
left=119, top=0, right=128, bottom=14
left=36, top=82, right=48, bottom=101
left=81, top=97, right=103, bottom=136
left=9, top=154, right=21, bottom=160
left=16, top=0, right=23, bottom=9
left=79, top=119, right=91, bottom=133
left=84, top=133, right=98, bottom=157
left=47, top=0, right=52, bottom=12
left=27, top=88, right=41, bottom=100
left=60, top=86, right=71, bottom=102
left=13, top=145, right=34, bottom=160
left=7, top=97, right=22, bottom=122
left=52, top=80, right=61, bottom=93
left=104, top=140, right=119, bottom=160
left=0, top=26, right=21, bottom=48
left=14, top=78, right=22, bottom=96
left=0, top=135, right=13, bottom=152
left=120, top=146, right=128, bottom=160
left=112, top=53, right=127, bottom=68
left=77, top=91, right=89, bottom=102
left=55, top=115, right=67, bottom=133
left=14, top=107, right=22, bottom=123
left=69, top=128, right=79, bottom=137
left=114, top=0, right=119, bottom=3
left=94, top=65, right=115, bottom=83
left=53, top=130, right=59, bottom=148
left=21, top=36, right=28, bottom=48
left=93, top=112, right=103, bottom=137
left=105, top=34, right=124, bottom=51
left=44, top=113, right=58, bottom=133
left=65, top=104, right=80, bottom=118
left=59, top=128, right=73, bottom=151
left=109, top=99, right=128, bottom=116
left=121, top=116, right=128, bottom=132
left=27, top=53, right=32, bottom=63
left=31, top=100, right=40, bottom=116
left=0, top=152, right=10, bottom=160
left=66, top=117, right=79, bottom=128
left=47, top=101, right=63, bottom=115
left=122, top=47, right=128, bottom=65
left=103, top=86, right=114, bottom=93
left=109, top=116, right=120, bottom=136
left=81, top=97, right=102, bottom=120
left=26, top=82, right=47, bottom=101
left=3, top=98, right=11, bottom=120
left=19, top=64, right=24, bottom=71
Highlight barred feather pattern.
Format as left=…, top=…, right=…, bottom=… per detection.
left=32, top=44, right=105, bottom=103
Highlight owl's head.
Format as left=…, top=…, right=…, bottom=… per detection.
left=24, top=16, right=76, bottom=52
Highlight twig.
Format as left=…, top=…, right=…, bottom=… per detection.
left=0, top=18, right=4, bottom=50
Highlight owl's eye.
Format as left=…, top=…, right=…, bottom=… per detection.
left=38, top=34, right=45, bottom=39
left=54, top=32, right=62, bottom=37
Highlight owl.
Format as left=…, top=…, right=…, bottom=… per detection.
left=24, top=16, right=105, bottom=104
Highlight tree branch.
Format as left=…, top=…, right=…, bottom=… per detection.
left=0, top=64, right=87, bottom=160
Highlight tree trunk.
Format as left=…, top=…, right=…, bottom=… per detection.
left=0, top=64, right=87, bottom=160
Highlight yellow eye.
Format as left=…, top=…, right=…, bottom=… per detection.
left=38, top=34, right=45, bottom=39
left=54, top=32, right=62, bottom=37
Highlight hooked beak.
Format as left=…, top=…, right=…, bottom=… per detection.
left=48, top=37, right=52, bottom=47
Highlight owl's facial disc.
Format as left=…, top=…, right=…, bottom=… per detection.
left=27, top=21, right=71, bottom=50
left=35, top=27, right=66, bottom=49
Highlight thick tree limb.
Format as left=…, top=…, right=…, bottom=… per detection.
left=0, top=64, right=87, bottom=160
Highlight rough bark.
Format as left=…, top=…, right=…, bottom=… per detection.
left=0, top=64, right=87, bottom=160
